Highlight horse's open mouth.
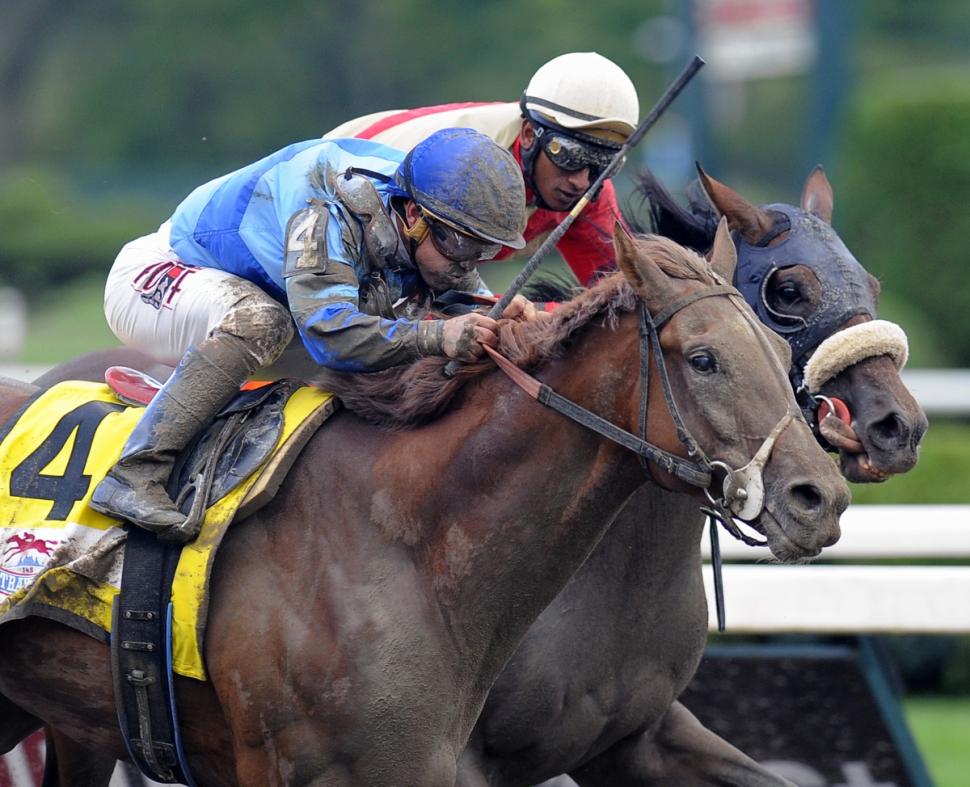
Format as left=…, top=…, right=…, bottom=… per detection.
left=819, top=413, right=890, bottom=483
left=752, top=507, right=822, bottom=563
left=839, top=450, right=891, bottom=483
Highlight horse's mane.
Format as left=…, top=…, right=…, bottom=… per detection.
left=629, top=169, right=719, bottom=253
left=316, top=234, right=713, bottom=429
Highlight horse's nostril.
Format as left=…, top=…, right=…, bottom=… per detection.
left=869, top=412, right=908, bottom=449
left=790, top=483, right=823, bottom=514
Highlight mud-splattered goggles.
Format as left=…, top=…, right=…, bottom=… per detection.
left=421, top=210, right=502, bottom=264
left=535, top=127, right=620, bottom=177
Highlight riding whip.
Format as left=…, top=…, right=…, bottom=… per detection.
left=444, top=55, right=705, bottom=377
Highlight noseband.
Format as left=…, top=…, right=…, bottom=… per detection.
left=487, top=279, right=798, bottom=544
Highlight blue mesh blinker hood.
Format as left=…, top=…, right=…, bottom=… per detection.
left=733, top=204, right=877, bottom=365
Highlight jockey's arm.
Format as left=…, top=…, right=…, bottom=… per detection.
left=285, top=263, right=505, bottom=369
left=285, top=263, right=446, bottom=372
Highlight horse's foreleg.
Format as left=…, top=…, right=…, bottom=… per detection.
left=569, top=701, right=795, bottom=787
left=0, top=692, right=42, bottom=753
left=0, top=620, right=126, bottom=757
left=42, top=726, right=116, bottom=787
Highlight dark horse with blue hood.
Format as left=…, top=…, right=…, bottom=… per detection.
left=449, top=165, right=925, bottom=787
left=637, top=164, right=923, bottom=484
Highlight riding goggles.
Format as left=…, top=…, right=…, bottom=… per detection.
left=535, top=126, right=620, bottom=178
left=423, top=210, right=502, bottom=264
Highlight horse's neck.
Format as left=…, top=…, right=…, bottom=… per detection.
left=415, top=322, right=650, bottom=678
left=577, top=484, right=706, bottom=622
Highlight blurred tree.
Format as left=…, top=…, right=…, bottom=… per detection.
left=12, top=0, right=662, bottom=180
left=836, top=68, right=970, bottom=366
left=0, top=166, right=158, bottom=290
left=862, top=0, right=970, bottom=48
left=0, top=0, right=63, bottom=166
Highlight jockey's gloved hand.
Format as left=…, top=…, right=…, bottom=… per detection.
left=442, top=313, right=498, bottom=362
left=500, top=294, right=540, bottom=323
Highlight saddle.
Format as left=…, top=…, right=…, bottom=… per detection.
left=106, top=367, right=333, bottom=521
left=0, top=373, right=339, bottom=782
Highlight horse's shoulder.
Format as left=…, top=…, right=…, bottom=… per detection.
left=0, top=380, right=37, bottom=425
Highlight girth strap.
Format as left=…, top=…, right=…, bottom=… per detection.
left=111, top=528, right=196, bottom=785
left=483, top=345, right=712, bottom=488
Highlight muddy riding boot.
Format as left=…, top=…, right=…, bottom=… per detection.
left=90, top=334, right=258, bottom=543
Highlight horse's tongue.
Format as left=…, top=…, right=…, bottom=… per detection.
left=820, top=414, right=865, bottom=454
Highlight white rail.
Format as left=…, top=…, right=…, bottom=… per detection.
left=704, top=505, right=970, bottom=634
left=900, top=369, right=970, bottom=416
left=703, top=505, right=970, bottom=560
left=0, top=364, right=53, bottom=382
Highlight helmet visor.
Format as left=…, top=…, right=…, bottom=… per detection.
left=537, top=128, right=619, bottom=179
left=424, top=211, right=502, bottom=263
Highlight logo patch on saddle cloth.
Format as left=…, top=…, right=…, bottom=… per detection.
left=0, top=380, right=337, bottom=680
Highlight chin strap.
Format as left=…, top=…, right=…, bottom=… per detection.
left=401, top=213, right=430, bottom=245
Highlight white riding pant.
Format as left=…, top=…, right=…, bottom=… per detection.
left=104, top=222, right=295, bottom=370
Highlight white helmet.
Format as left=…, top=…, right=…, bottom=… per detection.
left=521, top=52, right=640, bottom=142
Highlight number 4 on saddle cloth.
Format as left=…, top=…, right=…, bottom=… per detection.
left=0, top=374, right=338, bottom=680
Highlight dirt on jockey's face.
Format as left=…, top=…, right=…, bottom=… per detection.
left=402, top=201, right=478, bottom=292
left=520, top=122, right=592, bottom=212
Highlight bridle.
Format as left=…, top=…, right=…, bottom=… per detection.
left=486, top=279, right=799, bottom=547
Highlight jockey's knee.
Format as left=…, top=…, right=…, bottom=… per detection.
left=216, top=292, right=294, bottom=368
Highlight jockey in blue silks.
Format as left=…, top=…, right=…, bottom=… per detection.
left=93, top=128, right=529, bottom=542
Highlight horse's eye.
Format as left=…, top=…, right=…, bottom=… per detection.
left=689, top=352, right=717, bottom=374
left=777, top=282, right=801, bottom=306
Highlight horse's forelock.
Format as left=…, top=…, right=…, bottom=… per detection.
left=633, top=234, right=715, bottom=284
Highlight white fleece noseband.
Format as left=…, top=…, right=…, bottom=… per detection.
left=803, top=319, right=909, bottom=393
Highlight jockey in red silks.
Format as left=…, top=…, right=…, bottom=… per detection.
left=325, top=52, right=640, bottom=287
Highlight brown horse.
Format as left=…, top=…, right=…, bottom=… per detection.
left=0, top=230, right=848, bottom=786
left=14, top=169, right=923, bottom=786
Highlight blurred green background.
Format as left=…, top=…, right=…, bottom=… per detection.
left=1, top=1, right=968, bottom=784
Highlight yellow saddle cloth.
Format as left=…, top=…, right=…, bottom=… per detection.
left=0, top=380, right=336, bottom=680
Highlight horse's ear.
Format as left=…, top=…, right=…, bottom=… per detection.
left=801, top=165, right=834, bottom=223
left=709, top=217, right=737, bottom=282
left=614, top=222, right=645, bottom=290
left=614, top=223, right=670, bottom=301
left=696, top=163, right=775, bottom=245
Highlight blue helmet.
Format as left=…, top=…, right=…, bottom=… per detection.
left=391, top=128, right=527, bottom=249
